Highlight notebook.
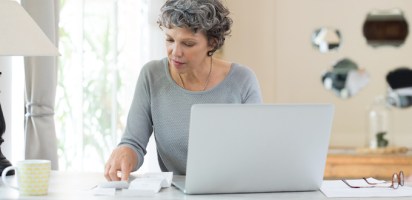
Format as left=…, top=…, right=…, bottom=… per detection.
left=172, top=104, right=335, bottom=194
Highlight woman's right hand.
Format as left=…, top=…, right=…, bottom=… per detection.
left=104, top=146, right=138, bottom=181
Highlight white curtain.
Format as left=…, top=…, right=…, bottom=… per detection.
left=21, top=0, right=59, bottom=170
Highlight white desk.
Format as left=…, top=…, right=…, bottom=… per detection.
left=1, top=171, right=411, bottom=200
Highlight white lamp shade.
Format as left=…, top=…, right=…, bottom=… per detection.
left=0, top=0, right=59, bottom=56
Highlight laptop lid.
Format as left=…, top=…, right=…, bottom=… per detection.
left=174, top=104, right=334, bottom=194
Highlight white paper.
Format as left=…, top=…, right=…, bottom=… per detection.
left=321, top=179, right=412, bottom=197
left=93, top=172, right=173, bottom=196
left=93, top=188, right=116, bottom=196
left=97, top=180, right=129, bottom=189
left=137, top=172, right=173, bottom=187
left=128, top=177, right=163, bottom=193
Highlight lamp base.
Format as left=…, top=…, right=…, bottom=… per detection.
left=0, top=151, right=14, bottom=176
left=0, top=103, right=14, bottom=176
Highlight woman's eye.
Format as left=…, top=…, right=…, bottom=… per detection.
left=184, top=42, right=195, bottom=47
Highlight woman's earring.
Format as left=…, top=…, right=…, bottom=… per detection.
left=207, top=51, right=213, bottom=56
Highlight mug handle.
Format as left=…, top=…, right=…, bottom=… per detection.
left=1, top=166, right=19, bottom=190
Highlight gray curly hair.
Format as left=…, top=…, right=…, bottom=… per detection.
left=157, top=0, right=233, bottom=56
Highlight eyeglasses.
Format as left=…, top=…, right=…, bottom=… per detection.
left=342, top=171, right=404, bottom=189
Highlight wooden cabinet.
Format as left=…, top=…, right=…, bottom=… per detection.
left=324, top=148, right=412, bottom=180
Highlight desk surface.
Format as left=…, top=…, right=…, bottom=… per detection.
left=1, top=171, right=412, bottom=200
left=325, top=148, right=412, bottom=180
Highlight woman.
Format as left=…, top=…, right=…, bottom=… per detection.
left=105, top=0, right=262, bottom=181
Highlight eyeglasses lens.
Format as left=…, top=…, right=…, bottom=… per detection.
left=392, top=173, right=399, bottom=189
left=399, top=171, right=405, bottom=186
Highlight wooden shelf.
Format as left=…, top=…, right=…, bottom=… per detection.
left=324, top=148, right=412, bottom=180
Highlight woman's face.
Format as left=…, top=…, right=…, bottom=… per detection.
left=165, top=27, right=212, bottom=73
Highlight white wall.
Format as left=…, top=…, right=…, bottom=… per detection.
left=224, top=0, right=412, bottom=148
left=224, top=0, right=277, bottom=102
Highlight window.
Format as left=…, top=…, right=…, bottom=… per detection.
left=56, top=0, right=159, bottom=171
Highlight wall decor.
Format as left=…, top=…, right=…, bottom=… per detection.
left=363, top=8, right=409, bottom=47
left=322, top=58, right=369, bottom=99
left=386, top=67, right=412, bottom=108
left=312, top=27, right=342, bottom=53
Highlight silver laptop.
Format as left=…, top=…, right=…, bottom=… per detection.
left=172, top=104, right=334, bottom=194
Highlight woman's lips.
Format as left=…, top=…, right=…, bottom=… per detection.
left=172, top=59, right=185, bottom=68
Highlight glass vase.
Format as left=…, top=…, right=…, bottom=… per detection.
left=368, top=96, right=391, bottom=148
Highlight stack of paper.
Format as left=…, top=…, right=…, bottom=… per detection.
left=122, top=172, right=173, bottom=196
left=93, top=172, right=173, bottom=196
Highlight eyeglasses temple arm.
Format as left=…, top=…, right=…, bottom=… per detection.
left=342, top=180, right=361, bottom=188
left=363, top=177, right=379, bottom=185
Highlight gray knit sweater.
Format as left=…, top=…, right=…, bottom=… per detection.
left=119, top=57, right=262, bottom=175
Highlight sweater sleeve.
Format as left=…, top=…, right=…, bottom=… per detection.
left=118, top=63, right=153, bottom=171
left=240, top=66, right=263, bottom=104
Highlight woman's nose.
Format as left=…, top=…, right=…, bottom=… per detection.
left=171, top=44, right=182, bottom=57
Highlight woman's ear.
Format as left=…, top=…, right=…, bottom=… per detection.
left=208, top=38, right=218, bottom=53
